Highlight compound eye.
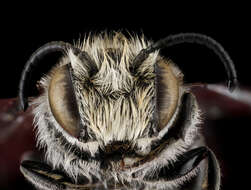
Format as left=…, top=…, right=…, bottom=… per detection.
left=48, top=64, right=81, bottom=137
left=156, top=60, right=182, bottom=129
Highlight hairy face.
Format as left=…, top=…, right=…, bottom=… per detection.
left=20, top=32, right=221, bottom=190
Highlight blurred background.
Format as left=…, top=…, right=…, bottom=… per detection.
left=0, top=3, right=250, bottom=189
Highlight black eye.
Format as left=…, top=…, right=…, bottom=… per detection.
left=48, top=64, right=81, bottom=138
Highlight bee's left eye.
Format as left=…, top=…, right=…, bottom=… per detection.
left=156, top=60, right=182, bottom=129
left=48, top=64, right=81, bottom=138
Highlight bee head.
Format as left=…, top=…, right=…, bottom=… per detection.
left=18, top=32, right=236, bottom=186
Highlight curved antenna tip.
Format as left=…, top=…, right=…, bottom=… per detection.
left=18, top=98, right=28, bottom=112
left=228, top=78, right=238, bottom=92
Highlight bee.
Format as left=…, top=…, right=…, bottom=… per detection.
left=18, top=32, right=237, bottom=190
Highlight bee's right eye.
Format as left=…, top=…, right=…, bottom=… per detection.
left=48, top=64, right=81, bottom=138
